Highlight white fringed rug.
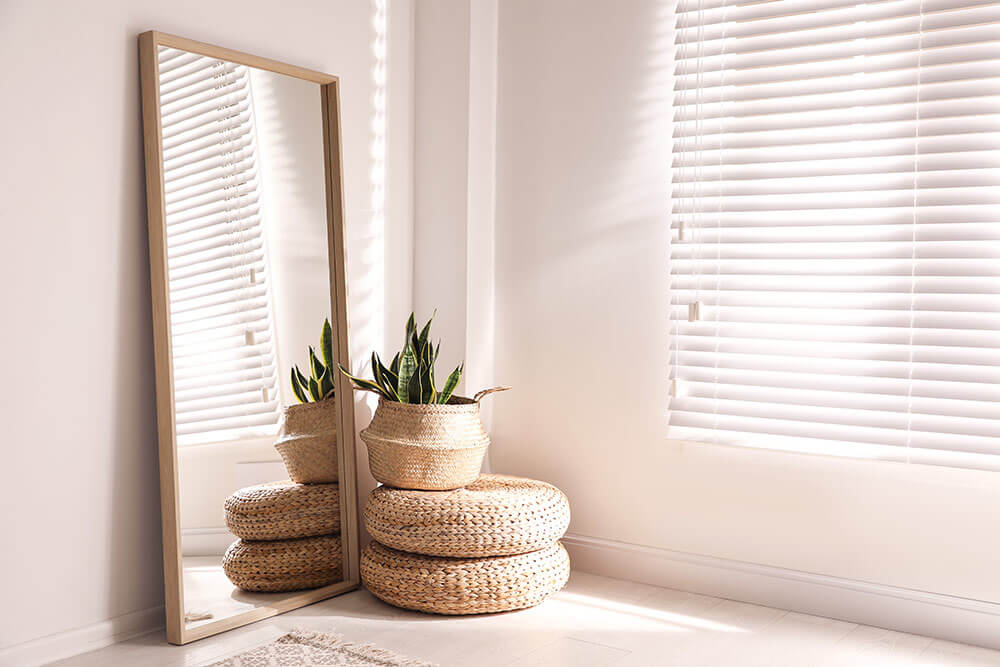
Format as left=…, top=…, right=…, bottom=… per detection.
left=204, top=630, right=436, bottom=667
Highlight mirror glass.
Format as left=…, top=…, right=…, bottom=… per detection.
left=155, top=45, right=346, bottom=632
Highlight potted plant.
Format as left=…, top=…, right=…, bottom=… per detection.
left=274, top=319, right=339, bottom=484
left=340, top=312, right=507, bottom=490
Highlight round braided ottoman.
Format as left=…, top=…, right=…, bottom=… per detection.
left=364, top=474, right=570, bottom=557
left=225, top=480, right=340, bottom=540
left=223, top=535, right=343, bottom=592
left=361, top=541, right=570, bottom=615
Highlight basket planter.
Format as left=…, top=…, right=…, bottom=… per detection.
left=360, top=395, right=495, bottom=491
left=274, top=399, right=338, bottom=484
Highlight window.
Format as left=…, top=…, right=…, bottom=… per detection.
left=159, top=47, right=280, bottom=446
left=668, top=0, right=1000, bottom=470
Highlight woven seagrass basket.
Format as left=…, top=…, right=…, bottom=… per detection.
left=360, top=389, right=507, bottom=491
left=225, top=480, right=340, bottom=540
left=223, top=534, right=343, bottom=592
left=274, top=399, right=338, bottom=484
left=361, top=540, right=570, bottom=615
left=364, top=474, right=570, bottom=557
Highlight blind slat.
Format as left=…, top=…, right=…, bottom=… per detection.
left=669, top=0, right=1000, bottom=469
left=158, top=47, right=280, bottom=446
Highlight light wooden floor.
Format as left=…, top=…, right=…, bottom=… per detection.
left=54, top=572, right=1000, bottom=666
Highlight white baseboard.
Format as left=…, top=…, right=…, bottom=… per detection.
left=182, top=527, right=236, bottom=557
left=562, top=532, right=1000, bottom=651
left=0, top=605, right=164, bottom=667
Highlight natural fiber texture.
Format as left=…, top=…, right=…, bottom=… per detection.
left=364, top=474, right=570, bottom=557
left=204, top=630, right=437, bottom=667
left=225, top=480, right=340, bottom=540
left=274, top=400, right=339, bottom=484
left=361, top=541, right=570, bottom=615
left=361, top=397, right=489, bottom=490
left=223, top=535, right=343, bottom=592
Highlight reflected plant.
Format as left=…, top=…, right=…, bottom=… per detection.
left=290, top=319, right=336, bottom=403
left=339, top=312, right=463, bottom=404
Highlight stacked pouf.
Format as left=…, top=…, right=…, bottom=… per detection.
left=360, top=474, right=571, bottom=614
left=222, top=481, right=343, bottom=592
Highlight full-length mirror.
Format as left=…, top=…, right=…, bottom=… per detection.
left=139, top=32, right=358, bottom=645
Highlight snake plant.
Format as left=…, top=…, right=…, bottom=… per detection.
left=289, top=319, right=336, bottom=403
left=339, top=312, right=463, bottom=404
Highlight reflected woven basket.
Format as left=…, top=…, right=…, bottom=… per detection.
left=360, top=393, right=504, bottom=491
left=274, top=399, right=338, bottom=484
left=223, top=534, right=343, bottom=592
left=225, top=480, right=340, bottom=540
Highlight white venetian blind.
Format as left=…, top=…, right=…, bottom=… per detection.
left=668, top=0, right=1000, bottom=470
left=158, top=46, right=280, bottom=446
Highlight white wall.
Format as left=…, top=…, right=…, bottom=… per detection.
left=0, top=0, right=411, bottom=660
left=485, top=0, right=1000, bottom=636
left=252, top=68, right=331, bottom=408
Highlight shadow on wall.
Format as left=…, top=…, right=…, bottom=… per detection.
left=108, top=33, right=166, bottom=622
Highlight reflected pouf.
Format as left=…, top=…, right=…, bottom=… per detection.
left=225, top=480, right=340, bottom=541
left=223, top=534, right=343, bottom=592
left=364, top=474, right=570, bottom=557
left=361, top=540, right=570, bottom=615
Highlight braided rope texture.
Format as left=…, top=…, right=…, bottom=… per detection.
left=225, top=480, right=341, bottom=540
left=361, top=540, right=570, bottom=615
left=223, top=534, right=343, bottom=592
left=361, top=397, right=489, bottom=490
left=364, top=474, right=570, bottom=557
left=275, top=400, right=339, bottom=484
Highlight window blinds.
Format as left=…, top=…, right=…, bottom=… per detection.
left=667, top=0, right=1000, bottom=470
left=158, top=46, right=280, bottom=446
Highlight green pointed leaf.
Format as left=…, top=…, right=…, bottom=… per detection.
left=370, top=352, right=399, bottom=400
left=438, top=363, right=463, bottom=404
left=397, top=345, right=417, bottom=403
left=375, top=353, right=399, bottom=391
left=321, top=319, right=334, bottom=368
left=320, top=365, right=335, bottom=399
left=371, top=351, right=382, bottom=386
left=408, top=366, right=422, bottom=403
left=417, top=312, right=434, bottom=353
left=404, top=312, right=416, bottom=348
left=308, top=376, right=322, bottom=401
left=295, top=366, right=310, bottom=390
left=290, top=368, right=308, bottom=403
left=338, top=364, right=395, bottom=400
left=390, top=352, right=401, bottom=375
left=309, top=346, right=324, bottom=380
left=419, top=364, right=433, bottom=403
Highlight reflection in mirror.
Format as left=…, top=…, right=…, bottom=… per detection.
left=157, top=45, right=345, bottom=631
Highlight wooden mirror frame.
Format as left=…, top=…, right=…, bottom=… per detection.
left=138, top=31, right=360, bottom=645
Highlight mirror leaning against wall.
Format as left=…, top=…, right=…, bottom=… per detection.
left=138, top=31, right=359, bottom=645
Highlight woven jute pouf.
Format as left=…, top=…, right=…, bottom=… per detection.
left=225, top=480, right=340, bottom=541
left=223, top=534, right=343, bottom=592
left=360, top=396, right=491, bottom=491
left=364, top=474, right=570, bottom=557
left=361, top=540, right=570, bottom=615
left=274, top=399, right=338, bottom=484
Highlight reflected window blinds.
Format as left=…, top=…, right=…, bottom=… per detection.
left=158, top=46, right=280, bottom=446
left=668, top=0, right=1000, bottom=470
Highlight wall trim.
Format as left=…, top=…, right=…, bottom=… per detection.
left=0, top=605, right=164, bottom=667
left=562, top=532, right=1000, bottom=650
left=181, top=527, right=235, bottom=556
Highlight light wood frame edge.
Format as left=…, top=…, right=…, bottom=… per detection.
left=137, top=30, right=360, bottom=646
